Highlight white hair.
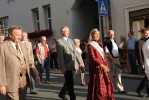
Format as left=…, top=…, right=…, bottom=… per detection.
left=74, top=39, right=80, bottom=45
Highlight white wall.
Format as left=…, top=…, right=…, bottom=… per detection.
left=110, top=0, right=149, bottom=43
left=0, top=0, right=76, bottom=46
left=2, top=0, right=148, bottom=45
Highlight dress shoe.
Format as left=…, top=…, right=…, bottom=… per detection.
left=58, top=94, right=68, bottom=100
left=30, top=91, right=37, bottom=95
left=118, top=91, right=127, bottom=94
left=81, top=83, right=86, bottom=86
left=46, top=81, right=51, bottom=84
left=136, top=90, right=145, bottom=97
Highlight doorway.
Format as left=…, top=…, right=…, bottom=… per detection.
left=71, top=0, right=99, bottom=41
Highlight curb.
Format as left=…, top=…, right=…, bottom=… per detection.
left=122, top=73, right=144, bottom=80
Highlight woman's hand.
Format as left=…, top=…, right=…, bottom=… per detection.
left=79, top=63, right=84, bottom=67
left=101, top=65, right=109, bottom=72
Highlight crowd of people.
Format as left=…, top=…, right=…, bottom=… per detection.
left=0, top=25, right=149, bottom=100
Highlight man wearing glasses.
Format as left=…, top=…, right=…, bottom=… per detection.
left=35, top=36, right=50, bottom=84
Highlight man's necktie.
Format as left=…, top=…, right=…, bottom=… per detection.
left=16, top=44, right=20, bottom=54
left=15, top=44, right=27, bottom=76
left=16, top=44, right=27, bottom=88
left=67, top=39, right=73, bottom=49
left=24, top=41, right=28, bottom=48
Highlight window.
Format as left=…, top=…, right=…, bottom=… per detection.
left=32, top=8, right=40, bottom=31
left=43, top=5, right=52, bottom=29
left=0, top=17, right=8, bottom=36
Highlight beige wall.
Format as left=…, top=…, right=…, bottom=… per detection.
left=110, top=0, right=149, bottom=43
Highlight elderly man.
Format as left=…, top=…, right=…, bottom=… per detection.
left=104, top=30, right=127, bottom=94
left=35, top=36, right=50, bottom=84
left=57, top=26, right=83, bottom=100
left=21, top=32, right=38, bottom=95
left=0, top=25, right=40, bottom=100
left=0, top=33, right=4, bottom=43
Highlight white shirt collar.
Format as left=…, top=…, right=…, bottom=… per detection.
left=10, top=41, right=17, bottom=50
left=10, top=41, right=23, bottom=56
left=62, top=37, right=68, bottom=41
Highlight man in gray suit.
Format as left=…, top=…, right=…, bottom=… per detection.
left=0, top=25, right=40, bottom=100
left=57, top=26, right=83, bottom=100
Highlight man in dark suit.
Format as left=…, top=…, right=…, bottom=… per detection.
left=135, top=28, right=149, bottom=97
left=0, top=25, right=40, bottom=100
left=57, top=26, right=83, bottom=100
left=104, top=30, right=126, bottom=93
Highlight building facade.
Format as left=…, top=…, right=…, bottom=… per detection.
left=0, top=0, right=99, bottom=45
left=110, top=0, right=149, bottom=41
left=0, top=0, right=149, bottom=45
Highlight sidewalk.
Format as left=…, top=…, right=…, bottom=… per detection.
left=51, top=69, right=144, bottom=80
left=122, top=73, right=144, bottom=80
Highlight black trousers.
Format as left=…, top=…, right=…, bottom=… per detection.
left=59, top=70, right=76, bottom=100
left=136, top=75, right=149, bottom=96
left=50, top=52, right=59, bottom=69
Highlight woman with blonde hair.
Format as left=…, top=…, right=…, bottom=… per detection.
left=74, top=39, right=86, bottom=86
left=87, top=28, right=115, bottom=100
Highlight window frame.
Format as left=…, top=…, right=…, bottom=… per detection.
left=0, top=17, right=8, bottom=37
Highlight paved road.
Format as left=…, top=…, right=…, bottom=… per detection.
left=0, top=70, right=149, bottom=100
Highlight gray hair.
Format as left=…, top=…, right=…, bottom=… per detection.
left=74, top=39, right=80, bottom=45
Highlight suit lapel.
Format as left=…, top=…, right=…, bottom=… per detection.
left=7, top=40, right=22, bottom=60
left=19, top=42, right=27, bottom=63
left=62, top=38, right=74, bottom=51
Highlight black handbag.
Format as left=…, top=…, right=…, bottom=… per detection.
left=80, top=67, right=85, bottom=73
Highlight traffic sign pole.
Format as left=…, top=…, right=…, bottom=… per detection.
left=98, top=0, right=109, bottom=43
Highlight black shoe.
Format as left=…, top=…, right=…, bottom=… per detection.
left=30, top=91, right=37, bottom=95
left=136, top=90, right=144, bottom=97
left=81, top=83, right=86, bottom=86
left=129, top=72, right=134, bottom=74
left=58, top=94, right=68, bottom=100
left=118, top=91, right=127, bottom=94
left=45, top=81, right=51, bottom=84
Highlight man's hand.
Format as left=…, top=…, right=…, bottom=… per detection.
left=38, top=60, right=41, bottom=64
left=112, top=59, right=117, bottom=65
left=141, top=65, right=145, bottom=70
left=35, top=76, right=41, bottom=84
left=0, top=86, right=6, bottom=95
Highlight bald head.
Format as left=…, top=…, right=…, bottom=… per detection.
left=108, top=30, right=115, bottom=39
left=22, top=32, right=28, bottom=41
left=40, top=36, right=46, bottom=44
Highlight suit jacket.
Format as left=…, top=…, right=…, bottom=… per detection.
left=74, top=48, right=84, bottom=70
left=22, top=41, right=34, bottom=67
left=135, top=38, right=145, bottom=66
left=22, top=41, right=39, bottom=76
left=0, top=40, right=38, bottom=92
left=57, top=38, right=82, bottom=71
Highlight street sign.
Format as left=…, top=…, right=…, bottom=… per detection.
left=98, top=0, right=109, bottom=16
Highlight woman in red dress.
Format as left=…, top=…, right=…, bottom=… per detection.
left=87, top=29, right=115, bottom=100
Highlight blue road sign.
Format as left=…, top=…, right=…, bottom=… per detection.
left=98, top=0, right=109, bottom=16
